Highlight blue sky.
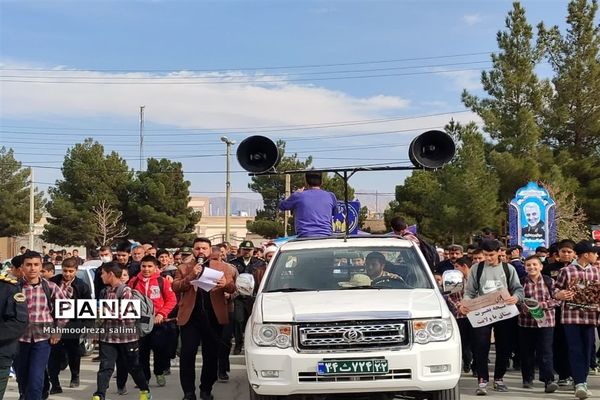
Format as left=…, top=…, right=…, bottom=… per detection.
left=0, top=0, right=575, bottom=211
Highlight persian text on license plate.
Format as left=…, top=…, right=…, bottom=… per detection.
left=317, top=359, right=389, bottom=375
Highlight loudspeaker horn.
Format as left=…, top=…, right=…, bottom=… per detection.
left=236, top=135, right=280, bottom=173
left=409, top=130, right=456, bottom=169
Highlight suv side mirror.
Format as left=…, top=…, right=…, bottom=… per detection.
left=442, top=270, right=464, bottom=294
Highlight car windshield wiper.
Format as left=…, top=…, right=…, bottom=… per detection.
left=339, top=285, right=385, bottom=290
left=265, top=287, right=312, bottom=293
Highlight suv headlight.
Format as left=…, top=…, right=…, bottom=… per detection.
left=412, top=318, right=453, bottom=344
left=252, top=323, right=293, bottom=349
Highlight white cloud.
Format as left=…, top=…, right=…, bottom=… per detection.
left=1, top=61, right=485, bottom=200
left=0, top=61, right=413, bottom=133
left=462, top=14, right=482, bottom=26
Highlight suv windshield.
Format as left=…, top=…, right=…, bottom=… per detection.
left=263, top=246, right=433, bottom=292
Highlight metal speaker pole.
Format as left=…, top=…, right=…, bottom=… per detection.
left=409, top=130, right=456, bottom=170
left=236, top=135, right=280, bottom=173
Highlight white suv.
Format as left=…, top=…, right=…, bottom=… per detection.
left=244, top=236, right=461, bottom=400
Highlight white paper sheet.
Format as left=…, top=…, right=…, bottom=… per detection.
left=190, top=267, right=225, bottom=292
left=467, top=303, right=519, bottom=327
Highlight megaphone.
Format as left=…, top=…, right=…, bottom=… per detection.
left=236, top=135, right=280, bottom=173
left=409, top=130, right=456, bottom=170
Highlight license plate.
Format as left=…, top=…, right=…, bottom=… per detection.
left=317, top=359, right=389, bottom=375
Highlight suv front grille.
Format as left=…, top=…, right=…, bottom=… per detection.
left=296, top=320, right=409, bottom=352
left=298, top=368, right=412, bottom=382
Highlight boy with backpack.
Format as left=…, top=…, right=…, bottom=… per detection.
left=128, top=255, right=177, bottom=386
left=459, top=240, right=524, bottom=395
left=92, top=261, right=151, bottom=400
left=517, top=255, right=559, bottom=393
left=15, top=251, right=67, bottom=400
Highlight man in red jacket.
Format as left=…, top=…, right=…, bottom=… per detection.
left=129, top=255, right=177, bottom=387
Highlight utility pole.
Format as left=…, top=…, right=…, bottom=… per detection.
left=29, top=168, right=35, bottom=250
left=221, top=136, right=236, bottom=242
left=284, top=174, right=291, bottom=237
left=139, top=106, right=145, bottom=171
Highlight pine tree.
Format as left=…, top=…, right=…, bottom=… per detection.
left=126, top=158, right=200, bottom=247
left=462, top=2, right=552, bottom=201
left=43, top=139, right=133, bottom=247
left=538, top=0, right=600, bottom=222
left=538, top=0, right=600, bottom=155
left=385, top=170, right=441, bottom=241
left=436, top=122, right=501, bottom=243
left=0, top=147, right=45, bottom=237
left=387, top=122, right=501, bottom=244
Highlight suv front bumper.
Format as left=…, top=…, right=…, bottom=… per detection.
left=245, top=334, right=461, bottom=396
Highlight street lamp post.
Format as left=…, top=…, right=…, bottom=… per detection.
left=221, top=136, right=236, bottom=243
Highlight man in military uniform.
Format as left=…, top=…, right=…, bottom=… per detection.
left=0, top=273, right=29, bottom=398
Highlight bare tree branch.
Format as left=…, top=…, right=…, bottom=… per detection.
left=542, top=182, right=589, bottom=242
left=93, top=200, right=127, bottom=246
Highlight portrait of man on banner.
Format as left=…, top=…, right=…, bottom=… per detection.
left=521, top=201, right=545, bottom=238
left=508, top=182, right=556, bottom=257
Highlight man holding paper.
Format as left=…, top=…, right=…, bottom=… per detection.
left=172, top=237, right=236, bottom=400
left=458, top=239, right=524, bottom=396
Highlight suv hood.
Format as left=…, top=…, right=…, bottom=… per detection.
left=260, top=289, right=442, bottom=322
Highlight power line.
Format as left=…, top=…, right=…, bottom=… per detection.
left=3, top=139, right=414, bottom=157
left=1, top=125, right=445, bottom=145
left=15, top=155, right=410, bottom=165
left=0, top=67, right=487, bottom=84
left=0, top=60, right=490, bottom=80
left=0, top=110, right=471, bottom=134
left=3, top=155, right=414, bottom=174
left=0, top=51, right=491, bottom=73
left=30, top=181, right=398, bottom=197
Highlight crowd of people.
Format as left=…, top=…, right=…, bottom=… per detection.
left=0, top=170, right=598, bottom=400
left=0, top=238, right=274, bottom=400
left=438, top=237, right=600, bottom=398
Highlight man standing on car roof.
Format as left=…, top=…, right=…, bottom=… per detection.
left=278, top=171, right=337, bottom=238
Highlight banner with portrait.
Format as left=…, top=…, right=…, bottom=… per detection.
left=509, top=182, right=556, bottom=256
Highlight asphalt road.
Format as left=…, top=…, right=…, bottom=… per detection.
left=4, top=353, right=598, bottom=400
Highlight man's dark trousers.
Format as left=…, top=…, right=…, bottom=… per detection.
left=456, top=318, right=473, bottom=370
left=16, top=340, right=51, bottom=399
left=518, top=326, right=554, bottom=383
left=218, top=311, right=235, bottom=375
left=94, top=341, right=149, bottom=398
left=0, top=366, right=11, bottom=399
left=179, top=312, right=223, bottom=395
left=553, top=309, right=572, bottom=380
left=233, top=296, right=253, bottom=352
left=48, top=338, right=82, bottom=386
left=139, top=324, right=171, bottom=380
left=472, top=317, right=515, bottom=382
left=564, top=324, right=595, bottom=385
